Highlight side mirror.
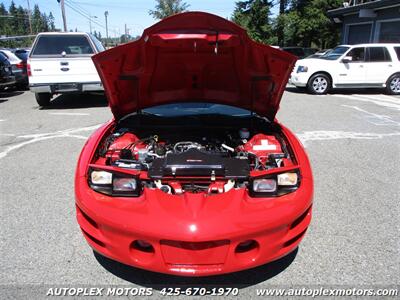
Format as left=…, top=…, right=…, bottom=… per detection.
left=342, top=56, right=353, bottom=63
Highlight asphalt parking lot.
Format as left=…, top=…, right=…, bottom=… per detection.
left=1, top=88, right=399, bottom=298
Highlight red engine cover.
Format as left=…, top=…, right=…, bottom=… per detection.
left=243, top=134, right=283, bottom=164
left=108, top=133, right=139, bottom=151
left=106, top=133, right=146, bottom=161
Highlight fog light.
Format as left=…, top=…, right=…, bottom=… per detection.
left=235, top=240, right=258, bottom=253
left=253, top=179, right=277, bottom=193
left=132, top=240, right=154, bottom=253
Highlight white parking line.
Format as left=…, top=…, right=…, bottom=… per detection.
left=332, top=94, right=400, bottom=110
left=297, top=130, right=400, bottom=147
left=48, top=112, right=90, bottom=116
left=342, top=105, right=400, bottom=126
left=365, top=94, right=400, bottom=102
left=353, top=94, right=400, bottom=104
left=0, top=124, right=101, bottom=159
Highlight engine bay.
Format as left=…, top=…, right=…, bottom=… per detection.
left=92, top=115, right=297, bottom=195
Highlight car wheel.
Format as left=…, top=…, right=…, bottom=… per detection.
left=35, top=93, right=52, bottom=107
left=307, top=73, right=330, bottom=95
left=386, top=74, right=400, bottom=95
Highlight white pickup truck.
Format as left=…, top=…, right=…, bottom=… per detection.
left=28, top=32, right=105, bottom=106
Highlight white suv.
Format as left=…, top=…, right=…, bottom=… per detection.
left=28, top=32, right=105, bottom=106
left=290, top=43, right=400, bottom=95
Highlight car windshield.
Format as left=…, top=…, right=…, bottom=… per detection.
left=320, top=46, right=350, bottom=60
left=142, top=102, right=251, bottom=117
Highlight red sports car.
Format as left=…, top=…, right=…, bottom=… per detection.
left=75, top=12, right=313, bottom=276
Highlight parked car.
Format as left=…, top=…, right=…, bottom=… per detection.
left=0, top=49, right=27, bottom=88
left=0, top=52, right=16, bottom=91
left=28, top=32, right=105, bottom=106
left=306, top=48, right=332, bottom=59
left=282, top=47, right=318, bottom=59
left=12, top=48, right=30, bottom=88
left=75, top=12, right=313, bottom=277
left=290, top=43, right=400, bottom=95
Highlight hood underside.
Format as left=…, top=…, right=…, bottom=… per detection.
left=92, top=12, right=297, bottom=120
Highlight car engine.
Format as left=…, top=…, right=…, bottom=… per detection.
left=96, top=127, right=292, bottom=194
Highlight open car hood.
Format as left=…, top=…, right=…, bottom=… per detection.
left=93, top=12, right=296, bottom=121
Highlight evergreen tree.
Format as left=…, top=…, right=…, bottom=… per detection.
left=8, top=1, right=19, bottom=35
left=32, top=4, right=44, bottom=33
left=0, top=3, right=11, bottom=36
left=0, top=2, right=56, bottom=47
left=149, top=0, right=189, bottom=19
left=47, top=12, right=56, bottom=31
left=16, top=6, right=30, bottom=35
left=232, top=0, right=274, bottom=44
left=48, top=12, right=55, bottom=31
left=276, top=0, right=288, bottom=47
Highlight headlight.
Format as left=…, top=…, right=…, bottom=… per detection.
left=277, top=172, right=298, bottom=186
left=91, top=171, right=112, bottom=185
left=89, top=169, right=141, bottom=197
left=249, top=171, right=300, bottom=197
left=113, top=177, right=137, bottom=192
left=296, top=66, right=308, bottom=73
left=253, top=179, right=277, bottom=193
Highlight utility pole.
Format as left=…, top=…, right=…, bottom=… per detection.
left=26, top=0, right=32, bottom=34
left=104, top=11, right=109, bottom=45
left=58, top=0, right=67, bottom=32
left=89, top=15, right=97, bottom=34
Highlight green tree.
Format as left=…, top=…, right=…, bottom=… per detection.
left=276, top=0, right=288, bottom=47
left=232, top=0, right=274, bottom=44
left=0, top=3, right=11, bottom=36
left=8, top=1, right=19, bottom=35
left=149, top=0, right=189, bottom=20
left=32, top=4, right=45, bottom=33
left=0, top=2, right=56, bottom=48
left=120, top=34, right=132, bottom=43
left=16, top=6, right=30, bottom=35
left=283, top=0, right=342, bottom=48
left=48, top=12, right=55, bottom=31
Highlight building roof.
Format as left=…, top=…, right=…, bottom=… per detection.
left=327, top=0, right=400, bottom=17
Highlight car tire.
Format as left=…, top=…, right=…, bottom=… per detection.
left=35, top=93, right=51, bottom=107
left=386, top=74, right=400, bottom=95
left=307, top=73, right=331, bottom=95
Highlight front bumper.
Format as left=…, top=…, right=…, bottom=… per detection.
left=289, top=72, right=309, bottom=87
left=75, top=179, right=313, bottom=276
left=29, top=82, right=103, bottom=93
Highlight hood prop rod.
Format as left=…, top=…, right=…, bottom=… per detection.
left=214, top=30, right=219, bottom=54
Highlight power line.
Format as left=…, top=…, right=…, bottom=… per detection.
left=67, top=0, right=91, bottom=16
left=64, top=1, right=106, bottom=30
left=64, top=0, right=119, bottom=36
